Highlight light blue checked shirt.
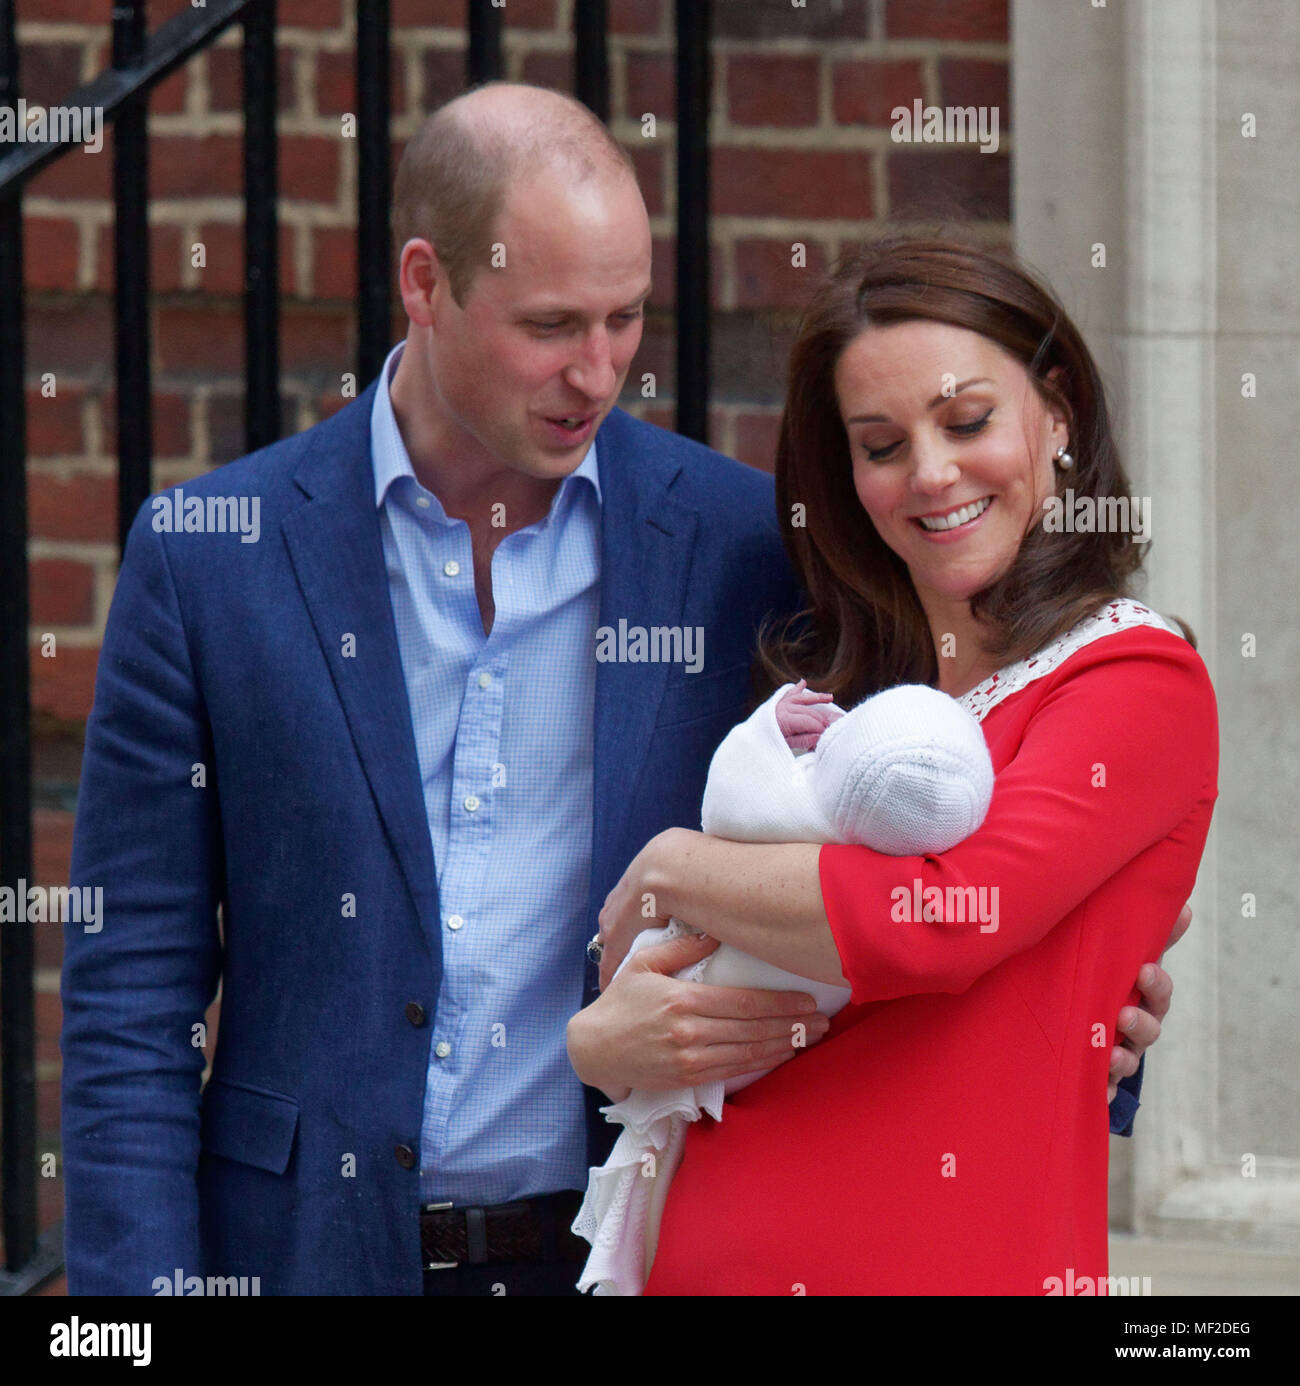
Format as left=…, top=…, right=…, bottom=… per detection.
left=370, top=341, right=600, bottom=1205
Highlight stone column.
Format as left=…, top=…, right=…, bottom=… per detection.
left=1013, top=0, right=1300, bottom=1251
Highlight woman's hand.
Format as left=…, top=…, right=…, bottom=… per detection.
left=595, top=827, right=690, bottom=990
left=567, top=930, right=828, bottom=1101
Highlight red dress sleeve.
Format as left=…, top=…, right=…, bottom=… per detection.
left=818, top=627, right=1218, bottom=1004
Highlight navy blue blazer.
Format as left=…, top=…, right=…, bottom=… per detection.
left=61, top=384, right=1142, bottom=1295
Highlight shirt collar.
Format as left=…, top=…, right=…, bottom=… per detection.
left=370, top=340, right=602, bottom=517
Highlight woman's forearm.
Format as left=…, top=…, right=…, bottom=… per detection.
left=645, top=830, right=849, bottom=986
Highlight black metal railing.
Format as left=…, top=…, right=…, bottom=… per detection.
left=0, top=0, right=711, bottom=1294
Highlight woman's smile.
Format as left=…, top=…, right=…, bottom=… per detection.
left=911, top=494, right=996, bottom=538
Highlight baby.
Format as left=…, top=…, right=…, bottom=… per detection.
left=572, top=678, right=996, bottom=1295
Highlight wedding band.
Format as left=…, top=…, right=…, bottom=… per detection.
left=586, top=934, right=604, bottom=964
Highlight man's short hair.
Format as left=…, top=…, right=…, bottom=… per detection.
left=392, top=82, right=637, bottom=306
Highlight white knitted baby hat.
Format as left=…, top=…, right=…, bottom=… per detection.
left=810, top=684, right=994, bottom=855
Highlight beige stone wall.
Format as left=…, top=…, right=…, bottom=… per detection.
left=1014, top=0, right=1300, bottom=1262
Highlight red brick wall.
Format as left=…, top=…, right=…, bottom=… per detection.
left=14, top=0, right=1007, bottom=1286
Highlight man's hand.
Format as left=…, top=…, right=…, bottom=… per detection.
left=567, top=930, right=829, bottom=1102
left=1109, top=902, right=1192, bottom=1102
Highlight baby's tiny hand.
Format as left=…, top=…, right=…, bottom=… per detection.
left=776, top=679, right=844, bottom=751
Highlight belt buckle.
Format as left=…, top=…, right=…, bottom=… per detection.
left=422, top=1200, right=459, bottom=1271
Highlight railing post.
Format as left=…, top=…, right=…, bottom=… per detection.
left=0, top=0, right=37, bottom=1282
left=674, top=0, right=711, bottom=443
left=356, top=0, right=391, bottom=387
left=574, top=0, right=609, bottom=122
left=243, top=0, right=280, bottom=450
left=112, top=0, right=152, bottom=553
left=468, top=0, right=503, bottom=84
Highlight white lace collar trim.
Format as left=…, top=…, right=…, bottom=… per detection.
left=956, top=597, right=1179, bottom=723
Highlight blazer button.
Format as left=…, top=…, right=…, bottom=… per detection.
left=405, top=1001, right=427, bottom=1027
left=395, top=1144, right=417, bottom=1170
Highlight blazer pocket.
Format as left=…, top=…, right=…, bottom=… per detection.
left=654, top=660, right=751, bottom=730
left=200, top=1076, right=300, bottom=1175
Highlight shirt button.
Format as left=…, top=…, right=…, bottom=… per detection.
left=443, top=559, right=460, bottom=577
left=434, top=1041, right=451, bottom=1059
left=463, top=795, right=480, bottom=813
left=395, top=1144, right=417, bottom=1169
left=415, top=496, right=430, bottom=509
left=447, top=914, right=464, bottom=931
left=404, top=1001, right=427, bottom=1027
left=477, top=671, right=492, bottom=690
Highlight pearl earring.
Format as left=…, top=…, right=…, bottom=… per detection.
left=1054, top=445, right=1074, bottom=469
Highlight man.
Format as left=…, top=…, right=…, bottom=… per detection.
left=62, top=83, right=1174, bottom=1297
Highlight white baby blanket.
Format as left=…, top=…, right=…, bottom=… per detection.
left=572, top=681, right=994, bottom=1295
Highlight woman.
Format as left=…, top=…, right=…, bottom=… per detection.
left=568, top=236, right=1218, bottom=1295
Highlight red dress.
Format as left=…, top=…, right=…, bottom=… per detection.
left=643, top=620, right=1218, bottom=1296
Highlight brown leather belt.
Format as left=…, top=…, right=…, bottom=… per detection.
left=420, top=1190, right=587, bottom=1270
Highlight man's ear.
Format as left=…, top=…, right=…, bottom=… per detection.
left=398, top=238, right=442, bottom=328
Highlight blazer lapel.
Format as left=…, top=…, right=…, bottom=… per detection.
left=281, top=386, right=440, bottom=950
left=587, top=410, right=699, bottom=939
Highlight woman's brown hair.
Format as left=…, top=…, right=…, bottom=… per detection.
left=758, top=232, right=1162, bottom=706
